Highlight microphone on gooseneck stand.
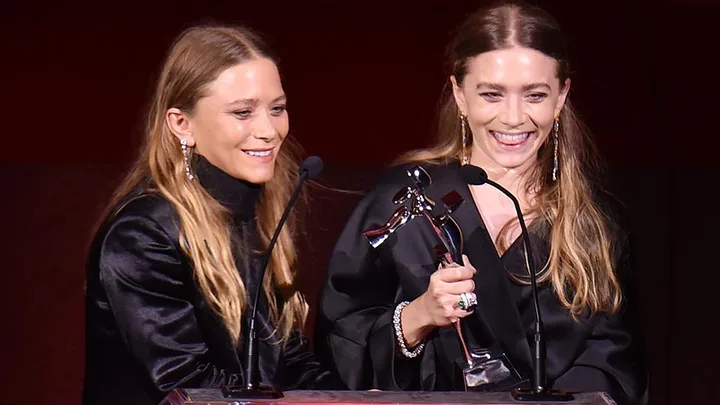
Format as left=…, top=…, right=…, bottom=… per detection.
left=222, top=156, right=324, bottom=400
left=458, top=164, right=573, bottom=402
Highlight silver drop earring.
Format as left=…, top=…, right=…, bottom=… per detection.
left=552, top=118, right=559, bottom=181
left=181, top=139, right=194, bottom=180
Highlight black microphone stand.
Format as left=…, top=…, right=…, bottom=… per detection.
left=223, top=156, right=323, bottom=399
left=460, top=165, right=573, bottom=401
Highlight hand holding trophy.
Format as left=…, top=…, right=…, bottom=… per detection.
left=363, top=165, right=523, bottom=392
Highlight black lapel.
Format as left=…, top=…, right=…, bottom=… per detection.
left=425, top=163, right=532, bottom=373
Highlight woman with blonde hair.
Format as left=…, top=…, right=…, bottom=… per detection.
left=315, top=2, right=648, bottom=404
left=83, top=24, right=338, bottom=405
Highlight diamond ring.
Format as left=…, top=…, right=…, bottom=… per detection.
left=457, top=292, right=478, bottom=312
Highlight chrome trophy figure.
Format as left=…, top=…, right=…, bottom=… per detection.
left=363, top=166, right=464, bottom=267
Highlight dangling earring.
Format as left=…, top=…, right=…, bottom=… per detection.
left=180, top=138, right=194, bottom=181
left=460, top=114, right=469, bottom=165
left=552, top=116, right=560, bottom=181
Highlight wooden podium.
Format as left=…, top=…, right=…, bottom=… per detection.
left=159, top=389, right=617, bottom=405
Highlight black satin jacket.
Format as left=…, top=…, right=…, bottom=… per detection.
left=314, top=162, right=649, bottom=405
left=83, top=158, right=339, bottom=405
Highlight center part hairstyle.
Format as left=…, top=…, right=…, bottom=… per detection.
left=398, top=1, right=622, bottom=316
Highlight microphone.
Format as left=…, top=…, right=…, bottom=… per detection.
left=458, top=164, right=573, bottom=401
left=223, top=155, right=324, bottom=400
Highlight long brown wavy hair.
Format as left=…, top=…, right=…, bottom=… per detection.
left=100, top=25, right=308, bottom=345
left=397, top=1, right=622, bottom=316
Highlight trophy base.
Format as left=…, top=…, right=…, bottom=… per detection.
left=511, top=387, right=575, bottom=401
left=458, top=349, right=526, bottom=392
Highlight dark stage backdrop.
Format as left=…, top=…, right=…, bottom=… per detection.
left=1, top=1, right=717, bottom=405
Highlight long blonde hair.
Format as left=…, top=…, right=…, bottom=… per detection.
left=397, top=2, right=622, bottom=316
left=100, top=25, right=307, bottom=345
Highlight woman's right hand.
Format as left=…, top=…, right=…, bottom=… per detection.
left=399, top=255, right=477, bottom=347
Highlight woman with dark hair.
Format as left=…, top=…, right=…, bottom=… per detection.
left=314, top=2, right=648, bottom=404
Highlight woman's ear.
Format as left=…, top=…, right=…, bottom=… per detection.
left=166, top=107, right=195, bottom=146
left=451, top=75, right=467, bottom=116
left=554, top=78, right=571, bottom=117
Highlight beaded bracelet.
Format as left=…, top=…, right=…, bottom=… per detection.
left=393, top=301, right=426, bottom=358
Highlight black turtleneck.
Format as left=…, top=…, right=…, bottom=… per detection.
left=192, top=154, right=273, bottom=350
left=192, top=151, right=266, bottom=283
left=192, top=154, right=263, bottom=225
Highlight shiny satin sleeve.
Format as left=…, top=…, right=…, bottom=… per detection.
left=98, top=209, right=242, bottom=392
left=314, top=170, right=430, bottom=390
left=554, top=233, right=649, bottom=405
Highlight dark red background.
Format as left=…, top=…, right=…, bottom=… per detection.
left=1, top=1, right=717, bottom=404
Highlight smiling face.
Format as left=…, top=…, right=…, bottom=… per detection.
left=167, top=57, right=288, bottom=184
left=452, top=46, right=569, bottom=176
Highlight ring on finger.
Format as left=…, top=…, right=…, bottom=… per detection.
left=457, top=292, right=477, bottom=312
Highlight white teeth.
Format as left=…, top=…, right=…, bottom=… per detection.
left=245, top=150, right=271, bottom=157
left=493, top=131, right=531, bottom=142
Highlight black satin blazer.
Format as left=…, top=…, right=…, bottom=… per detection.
left=314, top=162, right=649, bottom=405
left=83, top=190, right=337, bottom=405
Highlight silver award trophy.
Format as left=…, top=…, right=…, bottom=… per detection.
left=363, top=165, right=524, bottom=392
left=363, top=166, right=463, bottom=263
